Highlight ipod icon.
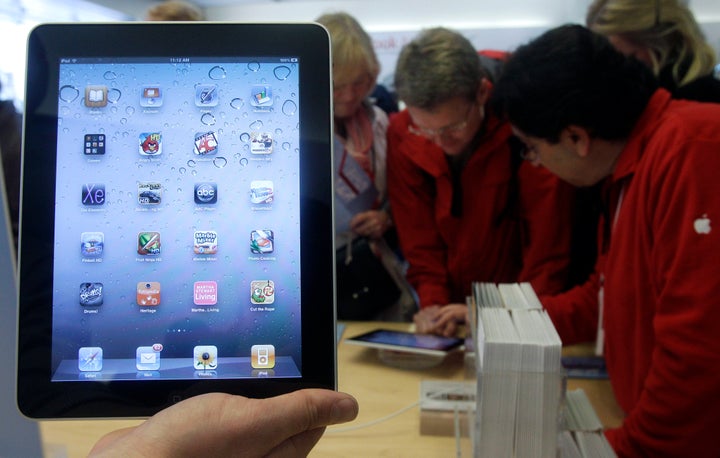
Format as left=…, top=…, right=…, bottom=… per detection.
left=251, top=344, right=275, bottom=369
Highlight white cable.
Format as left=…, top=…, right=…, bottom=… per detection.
left=326, top=401, right=420, bottom=433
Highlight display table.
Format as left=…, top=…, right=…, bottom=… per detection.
left=39, top=321, right=623, bottom=457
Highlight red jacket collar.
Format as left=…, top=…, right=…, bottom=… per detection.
left=611, top=89, right=673, bottom=183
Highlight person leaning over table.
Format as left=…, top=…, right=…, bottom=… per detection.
left=88, top=389, right=359, bottom=457
left=315, top=12, right=413, bottom=321
left=491, top=24, right=720, bottom=457
left=587, top=0, right=720, bottom=103
left=386, top=27, right=575, bottom=336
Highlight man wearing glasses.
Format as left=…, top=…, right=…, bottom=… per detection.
left=387, top=27, right=576, bottom=335
left=493, top=24, right=720, bottom=456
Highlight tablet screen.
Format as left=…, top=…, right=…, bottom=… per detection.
left=54, top=56, right=304, bottom=382
left=18, top=23, right=335, bottom=418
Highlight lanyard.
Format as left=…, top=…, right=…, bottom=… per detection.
left=596, top=184, right=625, bottom=356
left=338, top=149, right=363, bottom=194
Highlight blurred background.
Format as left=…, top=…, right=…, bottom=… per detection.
left=1, top=0, right=719, bottom=113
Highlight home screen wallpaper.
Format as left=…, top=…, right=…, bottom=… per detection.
left=50, top=56, right=303, bottom=381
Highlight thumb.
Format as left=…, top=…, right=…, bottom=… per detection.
left=261, top=389, right=359, bottom=437
left=258, top=390, right=358, bottom=457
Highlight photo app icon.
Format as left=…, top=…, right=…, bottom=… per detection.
left=194, top=345, right=218, bottom=370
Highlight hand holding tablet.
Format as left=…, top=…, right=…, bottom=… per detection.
left=88, top=389, right=358, bottom=457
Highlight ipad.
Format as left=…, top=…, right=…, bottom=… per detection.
left=17, top=22, right=335, bottom=419
left=344, top=329, right=464, bottom=356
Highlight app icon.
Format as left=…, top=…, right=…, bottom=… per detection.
left=250, top=132, right=273, bottom=154
left=81, top=232, right=104, bottom=258
left=139, top=132, right=162, bottom=156
left=78, top=347, right=103, bottom=372
left=140, top=85, right=163, bottom=107
left=84, top=85, right=108, bottom=107
left=194, top=131, right=218, bottom=156
left=195, top=84, right=218, bottom=107
left=194, top=281, right=217, bottom=305
left=250, top=85, right=272, bottom=107
left=136, top=346, right=161, bottom=371
left=138, top=182, right=162, bottom=205
left=137, top=231, right=161, bottom=256
left=84, top=134, right=106, bottom=155
left=251, top=344, right=276, bottom=369
left=82, top=183, right=105, bottom=206
left=137, top=282, right=161, bottom=306
left=249, top=180, right=274, bottom=204
left=194, top=182, right=217, bottom=204
left=194, top=345, right=218, bottom=370
left=250, top=230, right=274, bottom=254
left=250, top=280, right=275, bottom=304
left=194, top=230, right=218, bottom=255
left=79, top=282, right=104, bottom=306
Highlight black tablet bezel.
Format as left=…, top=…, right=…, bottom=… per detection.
left=17, top=22, right=335, bottom=419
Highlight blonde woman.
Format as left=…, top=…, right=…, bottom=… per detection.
left=315, top=12, right=413, bottom=320
left=587, top=0, right=720, bottom=102
left=145, top=1, right=205, bottom=21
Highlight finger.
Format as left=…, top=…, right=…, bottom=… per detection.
left=251, top=389, right=358, bottom=447
left=88, top=426, right=138, bottom=455
left=265, top=427, right=327, bottom=458
left=414, top=319, right=430, bottom=334
left=442, top=321, right=458, bottom=337
left=422, top=306, right=442, bottom=318
left=348, top=211, right=372, bottom=230
left=431, top=310, right=458, bottom=334
left=414, top=311, right=436, bottom=330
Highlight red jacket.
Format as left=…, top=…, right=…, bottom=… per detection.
left=544, top=90, right=720, bottom=457
left=387, top=109, right=572, bottom=308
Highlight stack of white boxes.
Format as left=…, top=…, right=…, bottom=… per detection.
left=469, top=282, right=563, bottom=458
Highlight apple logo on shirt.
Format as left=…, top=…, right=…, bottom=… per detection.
left=694, top=214, right=712, bottom=235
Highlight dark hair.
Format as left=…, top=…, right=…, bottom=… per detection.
left=492, top=24, right=659, bottom=142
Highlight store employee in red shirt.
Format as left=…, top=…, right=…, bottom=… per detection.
left=493, top=24, right=720, bottom=457
left=387, top=28, right=574, bottom=335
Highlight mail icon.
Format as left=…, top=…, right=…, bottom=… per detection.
left=136, top=346, right=160, bottom=371
left=141, top=353, right=156, bottom=363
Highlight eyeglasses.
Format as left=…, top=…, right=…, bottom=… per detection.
left=407, top=103, right=475, bottom=140
left=519, top=143, right=540, bottom=164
